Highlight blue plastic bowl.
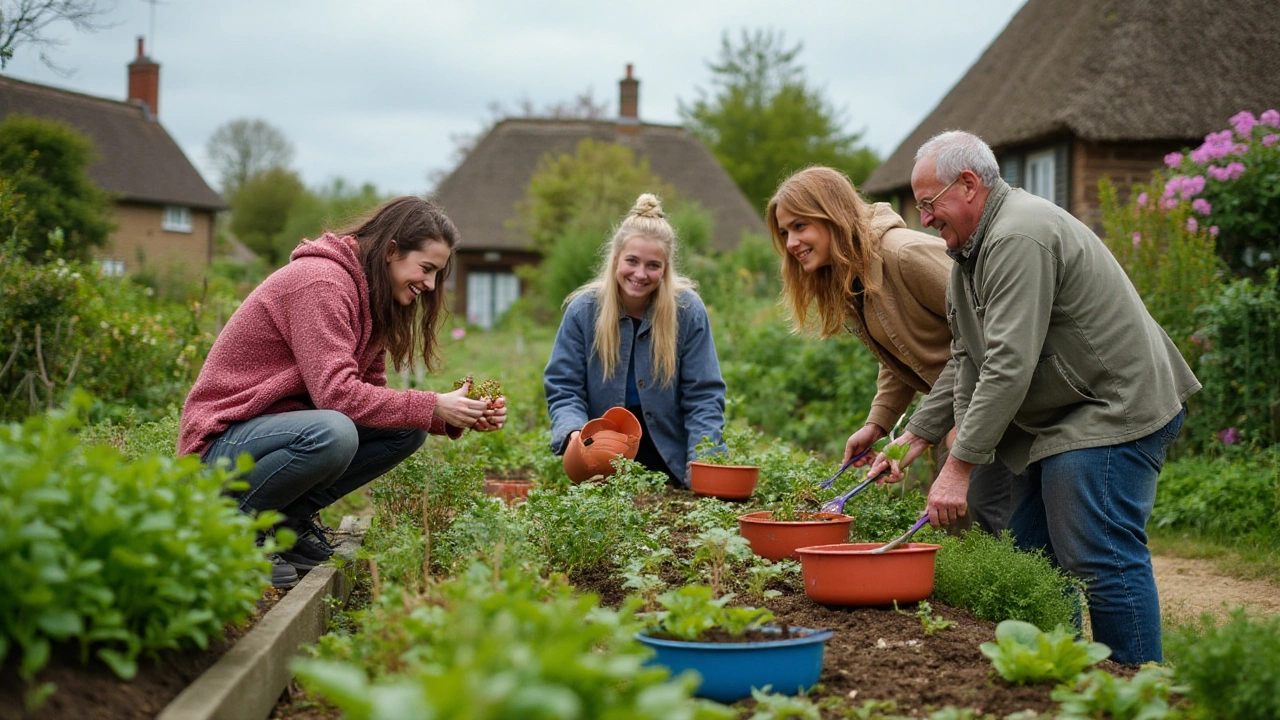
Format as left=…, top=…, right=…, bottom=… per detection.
left=636, top=626, right=833, bottom=703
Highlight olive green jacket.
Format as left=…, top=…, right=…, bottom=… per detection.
left=907, top=180, right=1200, bottom=472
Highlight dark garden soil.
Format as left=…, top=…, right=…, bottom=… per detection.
left=0, top=587, right=285, bottom=720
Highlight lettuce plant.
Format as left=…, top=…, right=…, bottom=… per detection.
left=979, top=620, right=1111, bottom=685
left=1050, top=665, right=1187, bottom=720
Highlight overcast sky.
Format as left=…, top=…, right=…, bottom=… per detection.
left=4, top=1, right=1027, bottom=197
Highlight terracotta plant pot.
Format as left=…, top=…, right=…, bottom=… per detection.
left=795, top=542, right=942, bottom=606
left=635, top=626, right=833, bottom=703
left=483, top=478, right=536, bottom=506
left=562, top=407, right=643, bottom=483
left=736, top=511, right=855, bottom=561
left=688, top=462, right=758, bottom=500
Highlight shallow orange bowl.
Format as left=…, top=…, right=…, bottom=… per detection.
left=688, top=462, right=758, bottom=500
left=795, top=542, right=941, bottom=606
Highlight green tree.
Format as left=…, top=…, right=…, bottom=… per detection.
left=205, top=118, right=296, bottom=197
left=680, top=28, right=880, bottom=212
left=270, top=178, right=386, bottom=261
left=228, top=166, right=305, bottom=265
left=0, top=114, right=113, bottom=261
left=515, top=139, right=677, bottom=309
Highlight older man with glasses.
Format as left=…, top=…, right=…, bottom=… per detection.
left=869, top=130, right=1200, bottom=665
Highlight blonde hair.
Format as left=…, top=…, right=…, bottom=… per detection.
left=566, top=193, right=695, bottom=385
left=766, top=166, right=882, bottom=338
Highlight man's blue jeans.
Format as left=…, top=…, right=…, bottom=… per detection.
left=203, top=410, right=426, bottom=522
left=1008, top=407, right=1186, bottom=664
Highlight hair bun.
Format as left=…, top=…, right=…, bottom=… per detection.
left=629, top=193, right=664, bottom=219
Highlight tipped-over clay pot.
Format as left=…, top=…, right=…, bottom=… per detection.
left=563, top=406, right=643, bottom=483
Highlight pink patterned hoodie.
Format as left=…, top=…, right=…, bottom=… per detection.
left=178, top=233, right=456, bottom=457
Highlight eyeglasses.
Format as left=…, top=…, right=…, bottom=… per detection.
left=915, top=176, right=960, bottom=215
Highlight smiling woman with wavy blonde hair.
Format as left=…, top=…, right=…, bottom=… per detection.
left=766, top=166, right=1017, bottom=537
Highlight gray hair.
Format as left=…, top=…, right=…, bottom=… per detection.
left=915, top=130, right=1000, bottom=187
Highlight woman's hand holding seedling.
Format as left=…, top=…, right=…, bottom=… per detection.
left=447, top=375, right=506, bottom=432
left=866, top=429, right=932, bottom=484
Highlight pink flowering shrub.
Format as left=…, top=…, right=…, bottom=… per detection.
left=1161, top=109, right=1280, bottom=276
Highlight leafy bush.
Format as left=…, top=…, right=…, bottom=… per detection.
left=0, top=396, right=273, bottom=682
left=1150, top=450, right=1280, bottom=543
left=0, top=252, right=211, bottom=422
left=1160, top=109, right=1280, bottom=277
left=1165, top=608, right=1280, bottom=720
left=979, top=620, right=1110, bottom=685
left=1188, top=270, right=1280, bottom=449
left=296, top=562, right=730, bottom=719
left=931, top=531, right=1082, bottom=631
left=646, top=585, right=774, bottom=641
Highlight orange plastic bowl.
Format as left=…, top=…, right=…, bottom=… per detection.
left=737, top=511, right=854, bottom=561
left=688, top=462, right=758, bottom=500
left=483, top=478, right=536, bottom=506
left=795, top=542, right=941, bottom=606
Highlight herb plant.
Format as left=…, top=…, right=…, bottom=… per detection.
left=0, top=395, right=273, bottom=684
left=894, top=600, right=955, bottom=636
left=647, top=585, right=775, bottom=641
left=1050, top=665, right=1187, bottom=720
left=451, top=374, right=503, bottom=402
left=979, top=620, right=1111, bottom=685
left=1165, top=608, right=1280, bottom=720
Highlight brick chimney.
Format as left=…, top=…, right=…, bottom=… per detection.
left=618, top=63, right=639, bottom=134
left=127, top=36, right=160, bottom=119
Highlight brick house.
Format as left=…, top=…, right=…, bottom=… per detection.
left=432, top=65, right=765, bottom=328
left=862, top=0, right=1280, bottom=234
left=0, top=38, right=225, bottom=275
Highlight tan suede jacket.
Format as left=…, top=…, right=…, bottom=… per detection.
left=847, top=204, right=954, bottom=432
left=908, top=180, right=1201, bottom=472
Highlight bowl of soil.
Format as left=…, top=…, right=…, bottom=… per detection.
left=736, top=511, right=854, bottom=561
left=795, top=542, right=941, bottom=606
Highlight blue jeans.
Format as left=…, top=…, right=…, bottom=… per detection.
left=1008, top=407, right=1185, bottom=664
left=202, top=409, right=426, bottom=522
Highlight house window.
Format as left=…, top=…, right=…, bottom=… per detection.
left=163, top=205, right=193, bottom=233
left=997, top=142, right=1070, bottom=210
left=1025, top=149, right=1057, bottom=202
left=466, top=271, right=520, bottom=330
left=99, top=259, right=126, bottom=277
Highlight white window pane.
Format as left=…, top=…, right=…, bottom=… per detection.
left=1025, top=149, right=1056, bottom=201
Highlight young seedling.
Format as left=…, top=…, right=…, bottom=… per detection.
left=894, top=600, right=955, bottom=636
left=453, top=374, right=503, bottom=404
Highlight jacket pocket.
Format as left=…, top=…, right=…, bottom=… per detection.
left=1014, top=355, right=1098, bottom=432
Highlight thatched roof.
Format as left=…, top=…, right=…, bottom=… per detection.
left=863, top=0, right=1280, bottom=194
left=432, top=118, right=765, bottom=252
left=0, top=75, right=225, bottom=210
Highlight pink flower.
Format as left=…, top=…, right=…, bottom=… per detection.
left=1192, top=333, right=1213, bottom=350
left=1208, top=165, right=1230, bottom=181
left=1160, top=198, right=1179, bottom=210
left=1230, top=111, right=1258, bottom=137
left=452, top=327, right=466, bottom=340
left=1192, top=198, right=1212, bottom=215
left=1261, top=109, right=1280, bottom=128
left=1225, top=162, right=1246, bottom=180
left=1136, top=192, right=1149, bottom=208
left=1186, top=217, right=1198, bottom=233
left=1209, top=225, right=1220, bottom=237
left=1184, top=175, right=1205, bottom=197
left=1164, top=152, right=1184, bottom=167
left=1217, top=427, right=1240, bottom=445
left=1132, top=232, right=1142, bottom=247
left=1264, top=134, right=1279, bottom=147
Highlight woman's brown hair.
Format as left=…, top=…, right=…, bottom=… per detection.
left=337, top=195, right=458, bottom=372
left=766, top=166, right=881, bottom=338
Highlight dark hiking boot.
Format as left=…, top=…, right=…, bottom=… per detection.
left=269, top=553, right=300, bottom=589
left=278, top=530, right=332, bottom=571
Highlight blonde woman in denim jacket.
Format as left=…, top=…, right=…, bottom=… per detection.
left=544, top=194, right=726, bottom=487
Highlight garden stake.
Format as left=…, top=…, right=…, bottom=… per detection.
left=869, top=514, right=930, bottom=554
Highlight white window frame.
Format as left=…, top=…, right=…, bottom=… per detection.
left=1025, top=149, right=1057, bottom=202
left=99, top=259, right=126, bottom=277
left=162, top=205, right=193, bottom=233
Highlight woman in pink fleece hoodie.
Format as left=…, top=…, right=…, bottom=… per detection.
left=179, top=196, right=503, bottom=587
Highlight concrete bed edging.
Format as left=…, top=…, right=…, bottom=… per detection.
left=156, top=516, right=369, bottom=720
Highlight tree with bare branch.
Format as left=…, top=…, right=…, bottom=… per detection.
left=0, top=0, right=113, bottom=72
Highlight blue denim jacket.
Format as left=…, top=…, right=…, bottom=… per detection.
left=544, top=288, right=726, bottom=485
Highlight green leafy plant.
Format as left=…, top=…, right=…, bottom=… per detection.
left=647, top=585, right=774, bottom=641
left=931, top=530, right=1082, bottom=631
left=0, top=394, right=273, bottom=685
left=1165, top=608, right=1280, bottom=720
left=522, top=467, right=658, bottom=577
left=686, top=527, right=753, bottom=598
left=747, top=686, right=822, bottom=719
left=1051, top=665, right=1187, bottom=720
left=894, top=600, right=955, bottom=636
left=451, top=374, right=503, bottom=403
left=979, top=620, right=1111, bottom=685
